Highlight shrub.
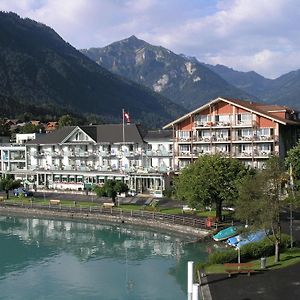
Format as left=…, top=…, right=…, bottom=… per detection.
left=208, top=234, right=291, bottom=264
left=208, top=249, right=237, bottom=264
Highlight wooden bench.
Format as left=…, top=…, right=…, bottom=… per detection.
left=49, top=199, right=61, bottom=205
left=103, top=202, right=115, bottom=208
left=224, top=263, right=255, bottom=277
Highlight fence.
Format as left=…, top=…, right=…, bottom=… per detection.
left=0, top=201, right=213, bottom=229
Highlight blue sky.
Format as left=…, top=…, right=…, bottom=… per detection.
left=0, top=0, right=299, bottom=79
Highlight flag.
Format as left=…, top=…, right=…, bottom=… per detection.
left=123, top=111, right=130, bottom=124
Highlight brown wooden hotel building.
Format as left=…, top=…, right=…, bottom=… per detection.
left=163, top=97, right=300, bottom=170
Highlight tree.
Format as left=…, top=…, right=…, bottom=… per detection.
left=286, top=141, right=300, bottom=183
left=0, top=176, right=21, bottom=199
left=175, top=154, right=248, bottom=221
left=235, top=156, right=287, bottom=263
left=93, top=180, right=129, bottom=204
left=58, top=115, right=76, bottom=128
left=18, top=123, right=44, bottom=134
left=0, top=119, right=10, bottom=136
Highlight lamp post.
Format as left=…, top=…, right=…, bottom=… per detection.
left=289, top=164, right=295, bottom=248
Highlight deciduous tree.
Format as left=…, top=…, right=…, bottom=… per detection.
left=175, top=154, right=248, bottom=221
left=236, top=156, right=287, bottom=262
left=94, top=180, right=129, bottom=204
left=0, top=176, right=21, bottom=199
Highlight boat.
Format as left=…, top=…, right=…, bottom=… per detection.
left=227, top=234, right=242, bottom=247
left=235, top=230, right=267, bottom=249
left=212, top=226, right=239, bottom=242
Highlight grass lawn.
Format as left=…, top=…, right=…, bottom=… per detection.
left=3, top=197, right=232, bottom=220
left=4, top=197, right=101, bottom=208
left=204, top=248, right=300, bottom=274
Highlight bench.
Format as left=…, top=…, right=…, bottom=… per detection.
left=224, top=263, right=255, bottom=277
left=103, top=202, right=115, bottom=208
left=49, top=199, right=61, bottom=205
left=182, top=205, right=196, bottom=213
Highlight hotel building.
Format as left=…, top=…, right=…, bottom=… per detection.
left=1, top=97, right=300, bottom=196
left=0, top=124, right=173, bottom=197
left=163, top=97, right=300, bottom=169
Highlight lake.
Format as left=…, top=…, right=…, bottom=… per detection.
left=0, top=215, right=210, bottom=300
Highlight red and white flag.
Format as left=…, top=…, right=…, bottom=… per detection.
left=123, top=111, right=130, bottom=124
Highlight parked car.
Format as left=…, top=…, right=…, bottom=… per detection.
left=13, top=188, right=33, bottom=197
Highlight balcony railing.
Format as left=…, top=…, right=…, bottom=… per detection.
left=234, top=151, right=272, bottom=158
left=146, top=150, right=172, bottom=157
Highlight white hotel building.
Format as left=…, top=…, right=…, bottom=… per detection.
left=0, top=124, right=173, bottom=197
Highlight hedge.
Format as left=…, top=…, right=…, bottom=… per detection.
left=208, top=234, right=291, bottom=264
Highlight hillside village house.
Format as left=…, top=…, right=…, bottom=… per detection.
left=0, top=124, right=173, bottom=197
left=1, top=97, right=300, bottom=197
left=163, top=97, right=300, bottom=169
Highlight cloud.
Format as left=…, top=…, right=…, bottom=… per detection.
left=0, top=0, right=299, bottom=78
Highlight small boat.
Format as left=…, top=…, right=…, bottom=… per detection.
left=235, top=230, right=267, bottom=249
left=227, top=234, right=242, bottom=247
left=213, top=226, right=239, bottom=242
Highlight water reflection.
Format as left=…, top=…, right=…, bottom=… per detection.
left=0, top=215, right=209, bottom=300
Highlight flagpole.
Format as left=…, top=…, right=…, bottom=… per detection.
left=122, top=108, right=125, bottom=145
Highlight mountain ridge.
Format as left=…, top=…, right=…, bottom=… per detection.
left=81, top=36, right=254, bottom=110
left=0, top=12, right=185, bottom=127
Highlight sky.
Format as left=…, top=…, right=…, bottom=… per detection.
left=0, top=0, right=299, bottom=79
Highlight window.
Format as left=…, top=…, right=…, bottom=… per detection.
left=259, top=128, right=270, bottom=136
left=237, top=114, right=252, bottom=124
left=242, top=129, right=253, bottom=136
left=178, top=131, right=190, bottom=139
left=199, top=115, right=211, bottom=122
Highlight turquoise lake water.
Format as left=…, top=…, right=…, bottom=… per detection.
left=0, top=215, right=210, bottom=300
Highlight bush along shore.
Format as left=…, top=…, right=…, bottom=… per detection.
left=196, top=234, right=300, bottom=274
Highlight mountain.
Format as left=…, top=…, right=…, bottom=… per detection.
left=81, top=36, right=253, bottom=110
left=204, top=64, right=300, bottom=110
left=204, top=64, right=272, bottom=98
left=0, top=12, right=185, bottom=128
left=262, top=70, right=300, bottom=108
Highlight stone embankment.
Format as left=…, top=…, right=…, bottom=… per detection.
left=0, top=205, right=211, bottom=239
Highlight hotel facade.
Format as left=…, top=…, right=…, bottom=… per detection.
left=0, top=124, right=173, bottom=197
left=163, top=97, right=300, bottom=170
left=1, top=97, right=300, bottom=196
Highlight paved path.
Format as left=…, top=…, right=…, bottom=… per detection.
left=205, top=210, right=300, bottom=300
left=207, top=263, right=300, bottom=300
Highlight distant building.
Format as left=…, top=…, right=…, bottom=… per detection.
left=30, top=120, right=41, bottom=126
left=16, top=133, right=42, bottom=144
left=45, top=122, right=58, bottom=133
left=163, top=97, right=300, bottom=169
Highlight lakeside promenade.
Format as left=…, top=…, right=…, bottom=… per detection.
left=204, top=211, right=300, bottom=300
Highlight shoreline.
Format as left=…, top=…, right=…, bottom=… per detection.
left=0, top=206, right=211, bottom=239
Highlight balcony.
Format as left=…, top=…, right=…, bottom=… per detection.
left=194, top=136, right=230, bottom=143
left=32, top=152, right=45, bottom=157
left=234, top=135, right=278, bottom=142
left=146, top=150, right=172, bottom=157
left=50, top=151, right=63, bottom=157
left=234, top=151, right=272, bottom=158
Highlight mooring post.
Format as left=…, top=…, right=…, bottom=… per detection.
left=187, top=261, right=193, bottom=300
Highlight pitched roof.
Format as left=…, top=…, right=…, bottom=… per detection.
left=27, top=124, right=145, bottom=145
left=26, top=126, right=76, bottom=144
left=163, top=97, right=300, bottom=129
left=144, top=130, right=173, bottom=141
